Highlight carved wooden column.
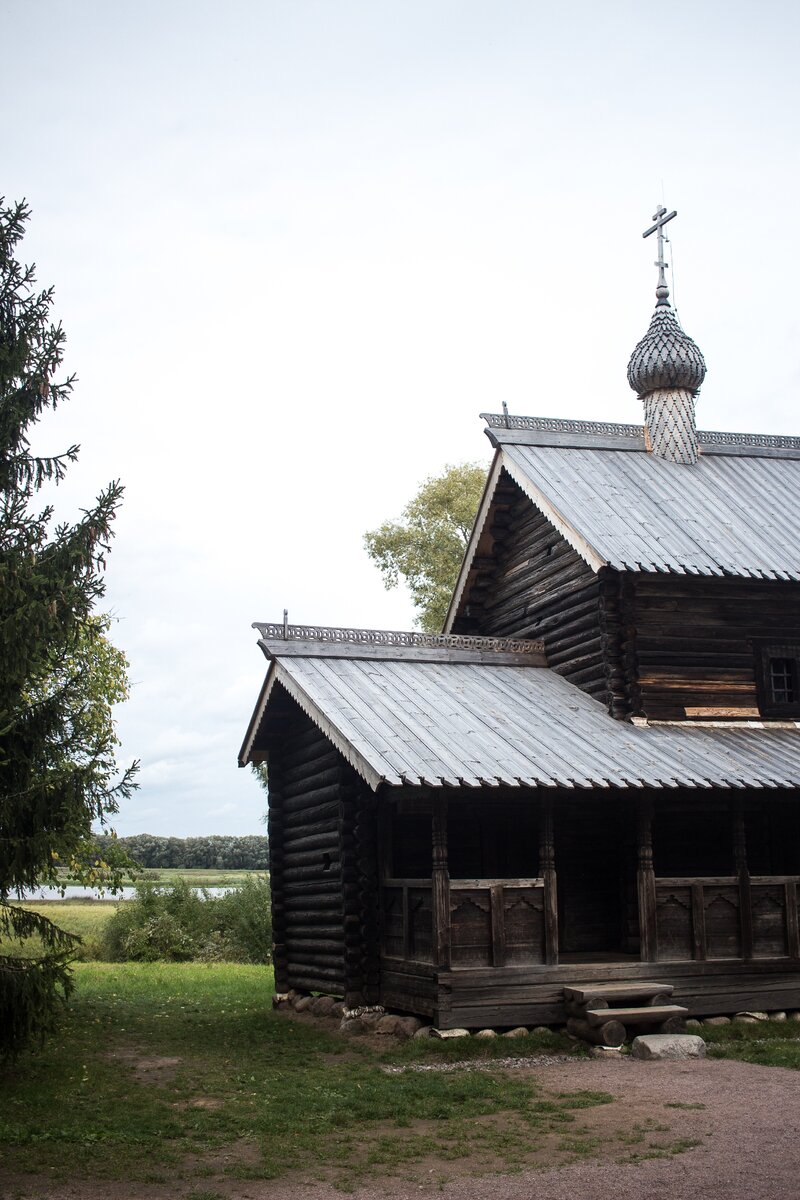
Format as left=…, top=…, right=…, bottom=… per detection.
left=733, top=797, right=753, bottom=960
left=637, top=797, right=658, bottom=962
left=539, top=796, right=558, bottom=965
left=431, top=796, right=451, bottom=969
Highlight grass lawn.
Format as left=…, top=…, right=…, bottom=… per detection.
left=136, top=868, right=267, bottom=888
left=0, top=963, right=615, bottom=1193
left=702, top=1018, right=800, bottom=1069
left=5, top=966, right=799, bottom=1195
left=4, top=902, right=119, bottom=960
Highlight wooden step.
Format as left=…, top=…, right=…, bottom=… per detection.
left=563, top=981, right=675, bottom=1004
left=585, top=1004, right=688, bottom=1027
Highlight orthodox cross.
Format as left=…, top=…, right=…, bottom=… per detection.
left=642, top=205, right=677, bottom=296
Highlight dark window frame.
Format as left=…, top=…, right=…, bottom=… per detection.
left=754, top=641, right=800, bottom=717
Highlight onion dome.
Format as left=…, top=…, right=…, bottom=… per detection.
left=628, top=206, right=707, bottom=465
left=627, top=288, right=706, bottom=397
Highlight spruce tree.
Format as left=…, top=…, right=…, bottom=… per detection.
left=0, top=198, right=137, bottom=1056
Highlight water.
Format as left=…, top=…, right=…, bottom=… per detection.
left=24, top=884, right=238, bottom=902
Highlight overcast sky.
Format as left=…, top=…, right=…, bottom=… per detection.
left=5, top=0, right=800, bottom=836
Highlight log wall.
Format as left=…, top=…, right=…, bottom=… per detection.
left=629, top=575, right=800, bottom=720
left=453, top=474, right=611, bottom=704
left=267, top=687, right=379, bottom=1002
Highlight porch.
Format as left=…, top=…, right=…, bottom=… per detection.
left=378, top=790, right=800, bottom=1026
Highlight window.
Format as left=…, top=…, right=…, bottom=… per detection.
left=755, top=643, right=800, bottom=717
left=770, top=658, right=797, bottom=706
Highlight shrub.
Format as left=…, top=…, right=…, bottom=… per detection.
left=217, top=875, right=273, bottom=963
left=99, top=877, right=272, bottom=964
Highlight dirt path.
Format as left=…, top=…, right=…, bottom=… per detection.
left=5, top=1056, right=800, bottom=1200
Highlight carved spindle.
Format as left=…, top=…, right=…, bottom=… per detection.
left=431, top=797, right=451, bottom=969
left=539, top=797, right=558, bottom=965
left=637, top=798, right=658, bottom=962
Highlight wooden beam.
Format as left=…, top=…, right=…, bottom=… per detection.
left=431, top=797, right=451, bottom=970
left=490, top=884, right=506, bottom=968
left=637, top=797, right=658, bottom=962
left=733, top=798, right=753, bottom=961
left=691, top=881, right=707, bottom=961
left=786, top=881, right=800, bottom=961
left=539, top=796, right=559, bottom=965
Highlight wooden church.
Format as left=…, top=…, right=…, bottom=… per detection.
left=240, top=208, right=800, bottom=1031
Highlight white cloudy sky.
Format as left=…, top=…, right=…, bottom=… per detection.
left=5, top=0, right=800, bottom=836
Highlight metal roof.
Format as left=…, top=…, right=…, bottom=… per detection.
left=500, top=439, right=800, bottom=580
left=249, top=653, right=800, bottom=792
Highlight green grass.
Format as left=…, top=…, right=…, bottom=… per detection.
left=3, top=902, right=119, bottom=960
left=0, top=963, right=614, bottom=1191
left=702, top=1018, right=800, bottom=1069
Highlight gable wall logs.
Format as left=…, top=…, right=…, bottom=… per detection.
left=628, top=576, right=800, bottom=720
left=453, top=476, right=611, bottom=705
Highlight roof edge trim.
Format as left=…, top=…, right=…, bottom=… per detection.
left=238, top=662, right=277, bottom=768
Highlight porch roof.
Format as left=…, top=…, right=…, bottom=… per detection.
left=241, top=632, right=800, bottom=792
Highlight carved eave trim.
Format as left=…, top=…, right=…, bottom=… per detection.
left=238, top=662, right=278, bottom=768
left=499, top=451, right=608, bottom=574
left=443, top=452, right=505, bottom=634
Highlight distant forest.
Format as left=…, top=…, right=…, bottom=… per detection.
left=94, top=833, right=269, bottom=870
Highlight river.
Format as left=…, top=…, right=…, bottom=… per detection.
left=25, top=884, right=238, bottom=901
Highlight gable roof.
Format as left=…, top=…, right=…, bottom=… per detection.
left=446, top=414, right=800, bottom=626
left=240, top=626, right=800, bottom=793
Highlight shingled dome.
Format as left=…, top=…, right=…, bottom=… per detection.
left=627, top=294, right=706, bottom=398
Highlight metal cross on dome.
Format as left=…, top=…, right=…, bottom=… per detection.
left=642, top=204, right=677, bottom=300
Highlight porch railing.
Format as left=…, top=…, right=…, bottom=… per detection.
left=382, top=877, right=546, bottom=968
left=655, top=876, right=800, bottom=962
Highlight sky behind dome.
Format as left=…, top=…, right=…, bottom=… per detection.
left=4, top=0, right=800, bottom=836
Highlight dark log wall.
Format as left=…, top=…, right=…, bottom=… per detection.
left=267, top=687, right=379, bottom=1003
left=628, top=576, right=800, bottom=720
left=453, top=473, right=613, bottom=705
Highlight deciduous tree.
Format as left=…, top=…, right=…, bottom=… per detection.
left=0, top=198, right=136, bottom=1056
left=363, top=462, right=486, bottom=632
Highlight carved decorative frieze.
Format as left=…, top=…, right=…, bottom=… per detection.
left=481, top=412, right=643, bottom=438
left=700, top=429, right=800, bottom=451
left=481, top=412, right=800, bottom=452
left=254, top=622, right=544, bottom=654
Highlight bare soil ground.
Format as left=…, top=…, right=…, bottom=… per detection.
left=4, top=1055, right=799, bottom=1200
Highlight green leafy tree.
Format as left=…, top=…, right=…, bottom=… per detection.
left=363, top=462, right=487, bottom=632
left=0, top=198, right=137, bottom=1056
